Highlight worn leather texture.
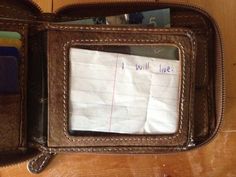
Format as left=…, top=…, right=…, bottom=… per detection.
left=28, top=30, right=48, bottom=145
left=44, top=26, right=196, bottom=149
left=171, top=9, right=215, bottom=141
left=0, top=0, right=224, bottom=173
left=0, top=21, right=28, bottom=152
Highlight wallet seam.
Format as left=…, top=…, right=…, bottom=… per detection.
left=62, top=38, right=187, bottom=143
left=203, top=39, right=208, bottom=131
left=43, top=24, right=194, bottom=34
left=43, top=146, right=186, bottom=153
left=172, top=13, right=209, bottom=87
left=203, top=37, right=208, bottom=89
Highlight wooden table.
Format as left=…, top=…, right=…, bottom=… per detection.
left=1, top=0, right=236, bottom=176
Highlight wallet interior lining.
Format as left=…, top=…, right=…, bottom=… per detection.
left=0, top=21, right=28, bottom=152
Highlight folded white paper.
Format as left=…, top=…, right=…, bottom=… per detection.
left=69, top=48, right=180, bottom=134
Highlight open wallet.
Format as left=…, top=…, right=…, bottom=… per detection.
left=0, top=0, right=225, bottom=174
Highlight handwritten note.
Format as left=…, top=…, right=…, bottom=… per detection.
left=69, top=48, right=180, bottom=134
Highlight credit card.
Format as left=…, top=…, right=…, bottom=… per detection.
left=106, top=8, right=170, bottom=26
left=0, top=31, right=21, bottom=40
left=0, top=56, right=19, bottom=94
left=0, top=47, right=20, bottom=60
left=0, top=38, right=22, bottom=49
left=134, top=8, right=170, bottom=27
left=59, top=8, right=170, bottom=27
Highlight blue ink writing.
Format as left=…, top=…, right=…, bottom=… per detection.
left=121, top=62, right=174, bottom=74
left=159, top=64, right=173, bottom=73
left=136, top=62, right=149, bottom=70
left=122, top=62, right=125, bottom=70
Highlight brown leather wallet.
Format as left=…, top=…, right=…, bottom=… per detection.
left=0, top=0, right=224, bottom=174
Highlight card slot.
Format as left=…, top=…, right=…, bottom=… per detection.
left=0, top=56, right=20, bottom=94
left=0, top=20, right=28, bottom=153
left=0, top=94, right=22, bottom=150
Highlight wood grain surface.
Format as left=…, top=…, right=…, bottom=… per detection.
left=0, top=0, right=236, bottom=176
left=32, top=0, right=52, bottom=13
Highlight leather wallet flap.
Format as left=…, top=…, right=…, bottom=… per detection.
left=39, top=25, right=197, bottom=152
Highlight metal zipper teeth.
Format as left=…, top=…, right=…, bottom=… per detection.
left=26, top=0, right=43, bottom=13
left=54, top=2, right=156, bottom=14
left=0, top=1, right=225, bottom=168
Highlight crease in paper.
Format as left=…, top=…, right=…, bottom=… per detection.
left=69, top=48, right=180, bottom=134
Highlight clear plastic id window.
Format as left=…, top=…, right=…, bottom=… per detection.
left=69, top=46, right=180, bottom=134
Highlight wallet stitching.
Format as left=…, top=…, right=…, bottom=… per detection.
left=63, top=39, right=185, bottom=142
left=45, top=24, right=194, bottom=34
left=0, top=23, right=27, bottom=151
left=63, top=40, right=185, bottom=142
left=203, top=39, right=208, bottom=134
left=19, top=27, right=25, bottom=148
left=173, top=14, right=209, bottom=86
left=61, top=37, right=189, bottom=143
left=44, top=146, right=185, bottom=153
left=18, top=26, right=27, bottom=149
left=28, top=153, right=49, bottom=173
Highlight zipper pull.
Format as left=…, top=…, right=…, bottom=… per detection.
left=27, top=152, right=55, bottom=174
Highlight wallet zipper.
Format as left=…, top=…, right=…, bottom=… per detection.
left=0, top=1, right=225, bottom=169
left=28, top=0, right=43, bottom=13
